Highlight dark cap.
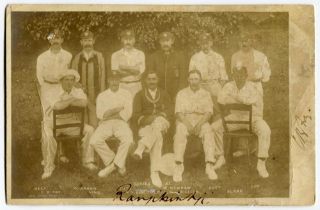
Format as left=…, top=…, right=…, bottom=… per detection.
left=198, top=32, right=212, bottom=44
left=120, top=29, right=135, bottom=39
left=47, top=29, right=63, bottom=41
left=81, top=30, right=94, bottom=39
left=159, top=32, right=174, bottom=41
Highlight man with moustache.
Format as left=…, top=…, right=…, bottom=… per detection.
left=41, top=69, right=97, bottom=179
left=89, top=72, right=133, bottom=178
left=230, top=33, right=271, bottom=157
left=132, top=71, right=173, bottom=188
left=111, top=29, right=145, bottom=97
left=147, top=31, right=187, bottom=99
left=37, top=29, right=72, bottom=113
left=71, top=30, right=106, bottom=127
left=211, top=66, right=271, bottom=178
left=189, top=32, right=228, bottom=112
left=173, top=70, right=218, bottom=182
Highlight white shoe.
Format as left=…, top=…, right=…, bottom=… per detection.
left=41, top=167, right=55, bottom=180
left=206, top=163, right=218, bottom=180
left=133, top=144, right=145, bottom=160
left=98, top=163, right=116, bottom=178
left=60, top=156, right=69, bottom=163
left=118, top=167, right=126, bottom=176
left=257, top=159, right=269, bottom=178
left=213, top=156, right=226, bottom=170
left=83, top=163, right=98, bottom=171
left=173, top=163, right=184, bottom=182
left=151, top=171, right=162, bottom=188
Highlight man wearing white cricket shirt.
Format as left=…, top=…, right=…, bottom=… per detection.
left=189, top=32, right=228, bottom=113
left=89, top=72, right=133, bottom=178
left=173, top=70, right=218, bottom=182
left=41, top=69, right=97, bottom=179
left=211, top=66, right=271, bottom=178
left=111, top=29, right=145, bottom=97
left=37, top=29, right=72, bottom=113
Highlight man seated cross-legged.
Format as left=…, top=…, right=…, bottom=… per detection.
left=132, top=71, right=173, bottom=188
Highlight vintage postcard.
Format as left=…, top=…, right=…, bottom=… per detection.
left=5, top=4, right=315, bottom=205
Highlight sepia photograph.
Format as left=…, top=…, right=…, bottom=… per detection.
left=5, top=4, right=315, bottom=205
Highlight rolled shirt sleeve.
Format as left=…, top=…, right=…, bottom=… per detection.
left=36, top=55, right=45, bottom=86
left=261, top=56, right=271, bottom=82
left=96, top=94, right=104, bottom=120
left=217, top=55, right=228, bottom=81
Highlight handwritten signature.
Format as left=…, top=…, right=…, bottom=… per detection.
left=114, top=183, right=206, bottom=205
left=292, top=109, right=312, bottom=150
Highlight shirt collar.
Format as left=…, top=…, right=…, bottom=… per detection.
left=200, top=49, right=214, bottom=56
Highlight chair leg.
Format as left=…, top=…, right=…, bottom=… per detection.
left=77, top=141, right=81, bottom=166
left=57, top=141, right=61, bottom=169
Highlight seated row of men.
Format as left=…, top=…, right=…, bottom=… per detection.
left=41, top=67, right=271, bottom=188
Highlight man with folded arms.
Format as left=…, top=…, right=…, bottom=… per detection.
left=89, top=72, right=133, bottom=178
left=173, top=70, right=218, bottom=182
left=211, top=66, right=271, bottom=178
left=132, top=71, right=173, bottom=188
left=111, top=29, right=145, bottom=97
left=41, top=69, right=96, bottom=179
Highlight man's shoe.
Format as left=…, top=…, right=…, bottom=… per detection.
left=213, top=156, right=226, bottom=170
left=133, top=143, right=145, bottom=160
left=257, top=159, right=269, bottom=178
left=83, top=163, right=98, bottom=171
left=206, top=163, right=218, bottom=180
left=118, top=167, right=126, bottom=176
left=41, top=166, right=55, bottom=180
left=151, top=171, right=162, bottom=188
left=173, top=163, right=184, bottom=182
left=60, top=156, right=70, bottom=163
left=98, top=163, right=116, bottom=178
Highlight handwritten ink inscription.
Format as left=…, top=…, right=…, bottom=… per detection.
left=291, top=108, right=313, bottom=150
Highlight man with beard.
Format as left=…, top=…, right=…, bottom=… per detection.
left=111, top=29, right=145, bottom=97
left=41, top=69, right=97, bottom=179
left=147, top=31, right=187, bottom=100
left=230, top=33, right=271, bottom=157
left=71, top=30, right=106, bottom=127
left=37, top=29, right=72, bottom=114
left=211, top=66, right=271, bottom=178
left=173, top=70, right=218, bottom=182
left=89, top=72, right=133, bottom=178
left=132, top=71, right=173, bottom=188
left=189, top=32, right=228, bottom=113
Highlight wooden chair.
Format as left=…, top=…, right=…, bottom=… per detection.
left=219, top=103, right=257, bottom=171
left=53, top=106, right=85, bottom=168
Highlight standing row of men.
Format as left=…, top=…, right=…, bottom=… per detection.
left=36, top=28, right=271, bottom=188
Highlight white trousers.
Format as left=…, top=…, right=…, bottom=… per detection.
left=211, top=115, right=271, bottom=158
left=89, top=119, right=133, bottom=169
left=138, top=116, right=170, bottom=172
left=119, top=82, right=142, bottom=97
left=174, top=114, right=215, bottom=163
left=41, top=120, right=95, bottom=173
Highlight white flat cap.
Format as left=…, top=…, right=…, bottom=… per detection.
left=59, top=69, right=80, bottom=82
